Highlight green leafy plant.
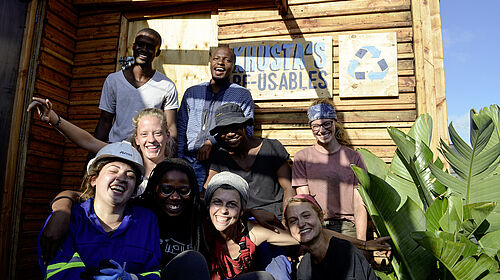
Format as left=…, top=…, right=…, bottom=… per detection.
left=352, top=105, right=500, bottom=279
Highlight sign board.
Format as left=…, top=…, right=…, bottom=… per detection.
left=229, top=37, right=332, bottom=100
left=339, top=33, right=398, bottom=97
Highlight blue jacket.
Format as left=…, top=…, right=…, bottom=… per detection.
left=38, top=198, right=161, bottom=279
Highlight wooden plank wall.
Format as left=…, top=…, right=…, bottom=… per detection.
left=62, top=11, right=122, bottom=189
left=13, top=0, right=448, bottom=278
left=16, top=0, right=78, bottom=278
left=217, top=0, right=417, bottom=162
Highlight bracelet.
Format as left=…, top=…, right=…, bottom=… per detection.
left=51, top=114, right=62, bottom=127
left=49, top=196, right=74, bottom=209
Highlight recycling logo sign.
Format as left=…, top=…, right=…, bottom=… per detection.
left=339, top=33, right=398, bottom=97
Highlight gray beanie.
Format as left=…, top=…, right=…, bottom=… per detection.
left=205, top=171, right=249, bottom=209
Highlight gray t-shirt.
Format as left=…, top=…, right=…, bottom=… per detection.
left=99, top=70, right=178, bottom=142
left=210, top=138, right=289, bottom=219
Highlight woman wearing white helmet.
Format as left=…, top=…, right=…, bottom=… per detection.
left=28, top=97, right=172, bottom=261
left=38, top=142, right=161, bottom=280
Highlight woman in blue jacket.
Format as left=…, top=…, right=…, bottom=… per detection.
left=39, top=142, right=161, bottom=280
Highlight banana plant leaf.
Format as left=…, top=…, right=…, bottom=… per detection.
left=375, top=271, right=398, bottom=280
left=357, top=147, right=423, bottom=210
left=389, top=127, right=443, bottom=209
left=439, top=194, right=463, bottom=234
left=481, top=273, right=500, bottom=280
left=408, top=113, right=433, bottom=146
left=389, top=113, right=434, bottom=184
left=482, top=105, right=500, bottom=162
left=357, top=148, right=389, bottom=179
left=352, top=165, right=435, bottom=280
left=462, top=202, right=497, bottom=238
left=478, top=229, right=500, bottom=257
left=412, top=231, right=497, bottom=280
left=425, top=197, right=448, bottom=232
left=433, top=108, right=500, bottom=233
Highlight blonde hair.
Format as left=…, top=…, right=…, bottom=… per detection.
left=131, top=108, right=174, bottom=158
left=284, top=196, right=324, bottom=227
left=310, top=98, right=350, bottom=146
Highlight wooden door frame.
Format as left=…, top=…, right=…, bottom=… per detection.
left=0, top=0, right=47, bottom=278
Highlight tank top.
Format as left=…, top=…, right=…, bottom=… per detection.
left=210, top=232, right=256, bottom=280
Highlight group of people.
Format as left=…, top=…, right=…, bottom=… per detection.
left=29, top=28, right=390, bottom=280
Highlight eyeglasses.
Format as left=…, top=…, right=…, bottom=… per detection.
left=157, top=184, right=192, bottom=198
left=311, top=121, right=333, bottom=131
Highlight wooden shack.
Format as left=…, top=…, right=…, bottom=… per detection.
left=1, top=0, right=447, bottom=278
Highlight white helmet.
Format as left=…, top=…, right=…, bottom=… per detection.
left=87, top=141, right=145, bottom=190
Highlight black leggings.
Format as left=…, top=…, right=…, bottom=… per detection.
left=162, top=251, right=210, bottom=280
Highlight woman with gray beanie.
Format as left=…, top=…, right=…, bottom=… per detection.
left=204, top=171, right=299, bottom=280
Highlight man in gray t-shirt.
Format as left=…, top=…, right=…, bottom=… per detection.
left=95, top=28, right=178, bottom=143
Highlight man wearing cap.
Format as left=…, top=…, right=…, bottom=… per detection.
left=177, top=46, right=254, bottom=189
left=206, top=103, right=293, bottom=221
left=291, top=99, right=368, bottom=241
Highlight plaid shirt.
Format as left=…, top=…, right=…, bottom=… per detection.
left=177, top=81, right=254, bottom=158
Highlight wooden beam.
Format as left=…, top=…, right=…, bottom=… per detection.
left=276, top=0, right=288, bottom=15
left=74, top=0, right=209, bottom=5
left=116, top=15, right=128, bottom=72
left=430, top=0, right=449, bottom=145
left=411, top=0, right=448, bottom=154
left=1, top=0, right=46, bottom=278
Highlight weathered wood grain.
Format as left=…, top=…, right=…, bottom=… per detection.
left=218, top=11, right=412, bottom=39
left=219, top=0, right=410, bottom=25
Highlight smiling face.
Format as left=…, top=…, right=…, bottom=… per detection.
left=285, top=202, right=323, bottom=245
left=217, top=123, right=246, bottom=150
left=310, top=118, right=336, bottom=145
left=210, top=47, right=235, bottom=82
left=133, top=31, right=160, bottom=66
left=156, top=170, right=192, bottom=217
left=92, top=161, right=137, bottom=207
left=134, top=115, right=169, bottom=163
left=209, top=187, right=242, bottom=233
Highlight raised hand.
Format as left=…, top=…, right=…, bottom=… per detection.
left=27, top=97, right=58, bottom=125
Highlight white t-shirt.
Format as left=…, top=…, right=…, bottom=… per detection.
left=99, top=70, right=179, bottom=142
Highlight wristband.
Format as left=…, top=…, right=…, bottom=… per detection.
left=51, top=114, right=62, bottom=127
left=50, top=195, right=74, bottom=209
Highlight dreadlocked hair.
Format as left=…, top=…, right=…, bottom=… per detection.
left=142, top=158, right=204, bottom=253
left=310, top=98, right=350, bottom=146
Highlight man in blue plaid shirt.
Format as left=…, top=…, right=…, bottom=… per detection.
left=177, top=46, right=254, bottom=190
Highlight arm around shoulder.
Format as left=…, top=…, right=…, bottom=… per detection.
left=248, top=221, right=298, bottom=247
left=40, top=190, right=81, bottom=264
